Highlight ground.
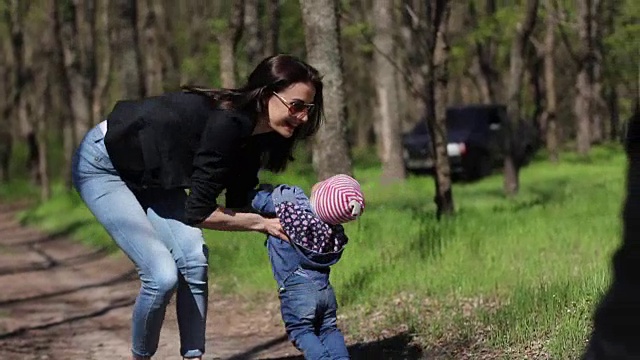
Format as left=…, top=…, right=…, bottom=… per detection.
left=0, top=202, right=421, bottom=360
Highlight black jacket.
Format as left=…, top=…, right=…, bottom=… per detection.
left=104, top=91, right=267, bottom=225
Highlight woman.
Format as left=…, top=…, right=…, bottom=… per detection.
left=71, top=54, right=324, bottom=360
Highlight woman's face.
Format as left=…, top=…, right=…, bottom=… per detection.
left=266, top=82, right=316, bottom=138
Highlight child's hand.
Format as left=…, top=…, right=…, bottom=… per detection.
left=261, top=217, right=289, bottom=241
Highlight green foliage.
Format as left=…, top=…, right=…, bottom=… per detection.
left=0, top=179, right=38, bottom=202
left=603, top=0, right=640, bottom=85
left=341, top=21, right=375, bottom=55
left=450, top=4, right=522, bottom=80
left=277, top=0, right=307, bottom=59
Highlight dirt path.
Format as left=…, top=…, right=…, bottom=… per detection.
left=0, top=202, right=423, bottom=360
left=0, top=202, right=313, bottom=359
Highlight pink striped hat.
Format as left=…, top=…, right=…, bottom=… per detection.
left=311, top=174, right=365, bottom=225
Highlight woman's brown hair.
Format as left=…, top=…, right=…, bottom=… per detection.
left=182, top=54, right=324, bottom=172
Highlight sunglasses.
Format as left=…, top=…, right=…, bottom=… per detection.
left=272, top=92, right=315, bottom=115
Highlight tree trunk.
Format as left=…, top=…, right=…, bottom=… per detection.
left=400, top=0, right=427, bottom=123
left=50, top=0, right=75, bottom=189
left=138, top=0, right=164, bottom=95
left=573, top=0, right=604, bottom=155
left=467, top=0, right=499, bottom=104
left=36, top=112, right=50, bottom=201
left=77, top=0, right=97, bottom=128
left=58, top=0, right=93, bottom=146
left=161, top=0, right=181, bottom=89
left=526, top=43, right=545, bottom=136
left=244, top=0, right=262, bottom=67
left=5, top=0, right=39, bottom=184
left=575, top=69, right=592, bottom=155
left=35, top=38, right=52, bottom=201
left=0, top=52, right=12, bottom=182
left=503, top=0, right=539, bottom=197
left=602, top=0, right=620, bottom=142
left=264, top=0, right=280, bottom=56
left=92, top=0, right=111, bottom=125
left=373, top=0, right=406, bottom=183
left=341, top=0, right=375, bottom=150
left=590, top=0, right=605, bottom=144
left=218, top=0, right=245, bottom=89
left=542, top=0, right=559, bottom=162
left=607, top=86, right=620, bottom=141
left=300, top=0, right=353, bottom=180
left=425, top=0, right=454, bottom=218
left=176, top=2, right=209, bottom=85
left=111, top=0, right=145, bottom=98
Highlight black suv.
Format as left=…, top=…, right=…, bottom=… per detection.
left=402, top=104, right=538, bottom=180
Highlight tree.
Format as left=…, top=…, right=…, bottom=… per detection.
left=244, top=0, right=262, bottom=66
left=91, top=0, right=111, bottom=127
left=4, top=0, right=39, bottom=185
left=556, top=0, right=605, bottom=156
left=56, top=0, right=93, bottom=146
left=178, top=2, right=220, bottom=86
left=399, top=0, right=427, bottom=123
left=264, top=0, right=280, bottom=57
left=426, top=0, right=454, bottom=218
left=35, top=9, right=55, bottom=201
left=541, top=0, right=559, bottom=162
left=138, top=0, right=164, bottom=95
left=299, top=0, right=353, bottom=180
left=372, top=0, right=406, bottom=183
left=111, top=0, right=145, bottom=98
left=400, top=0, right=455, bottom=217
left=340, top=0, right=377, bottom=151
left=50, top=0, right=74, bottom=188
left=217, top=0, right=244, bottom=88
left=0, top=42, right=12, bottom=182
left=503, top=0, right=539, bottom=196
left=467, top=0, right=500, bottom=104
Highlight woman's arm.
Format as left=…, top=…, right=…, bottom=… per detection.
left=197, top=206, right=289, bottom=240
left=184, top=111, right=253, bottom=226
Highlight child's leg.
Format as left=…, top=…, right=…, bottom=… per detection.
left=279, top=277, right=333, bottom=360
left=319, top=285, right=349, bottom=359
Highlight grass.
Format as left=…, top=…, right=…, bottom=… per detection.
left=3, top=144, right=626, bottom=358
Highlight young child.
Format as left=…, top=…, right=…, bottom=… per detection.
left=250, top=174, right=365, bottom=360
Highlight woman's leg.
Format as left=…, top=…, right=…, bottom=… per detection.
left=140, top=188, right=209, bottom=359
left=72, top=128, right=179, bottom=358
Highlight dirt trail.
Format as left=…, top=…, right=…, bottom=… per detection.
left=0, top=202, right=423, bottom=360
left=0, top=202, right=309, bottom=359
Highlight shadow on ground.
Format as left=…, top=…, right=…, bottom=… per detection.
left=226, top=332, right=423, bottom=360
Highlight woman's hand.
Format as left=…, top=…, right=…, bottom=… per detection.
left=262, top=217, right=289, bottom=241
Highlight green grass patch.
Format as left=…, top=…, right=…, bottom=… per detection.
left=4, top=144, right=626, bottom=358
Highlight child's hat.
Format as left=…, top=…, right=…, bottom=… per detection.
left=312, top=174, right=365, bottom=225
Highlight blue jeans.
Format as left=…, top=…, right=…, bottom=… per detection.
left=279, top=270, right=349, bottom=360
left=71, top=124, right=208, bottom=358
